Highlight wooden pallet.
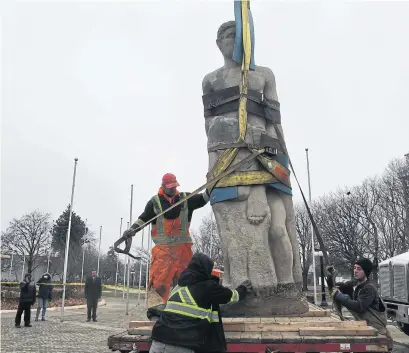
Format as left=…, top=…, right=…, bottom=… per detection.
left=128, top=304, right=378, bottom=340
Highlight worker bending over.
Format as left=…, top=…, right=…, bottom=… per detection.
left=123, top=173, right=209, bottom=303
left=149, top=253, right=252, bottom=353
left=332, top=258, right=393, bottom=351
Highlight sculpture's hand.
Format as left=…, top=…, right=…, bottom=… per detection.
left=240, top=280, right=253, bottom=292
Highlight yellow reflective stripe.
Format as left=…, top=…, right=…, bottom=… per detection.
left=154, top=195, right=162, bottom=212
left=178, top=289, right=190, bottom=304
left=230, top=289, right=239, bottom=303
left=151, top=235, right=193, bottom=245
left=164, top=302, right=213, bottom=321
left=169, top=285, right=181, bottom=298
left=184, top=287, right=197, bottom=306
left=135, top=219, right=145, bottom=226
left=211, top=311, right=219, bottom=323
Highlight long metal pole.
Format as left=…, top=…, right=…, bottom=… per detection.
left=115, top=218, right=123, bottom=297
left=97, top=226, right=102, bottom=275
left=306, top=149, right=317, bottom=305
left=123, top=221, right=129, bottom=299
left=138, top=228, right=145, bottom=304
left=46, top=243, right=52, bottom=273
left=81, top=246, right=86, bottom=284
left=9, top=252, right=14, bottom=279
left=21, top=254, right=26, bottom=280
left=145, top=224, right=152, bottom=305
left=80, top=218, right=88, bottom=284
left=61, top=157, right=79, bottom=322
left=126, top=185, right=133, bottom=315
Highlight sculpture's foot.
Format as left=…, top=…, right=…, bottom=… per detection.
left=220, top=283, right=309, bottom=317
left=246, top=186, right=268, bottom=225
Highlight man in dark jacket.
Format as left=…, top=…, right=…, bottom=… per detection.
left=84, top=270, right=102, bottom=322
left=35, top=272, right=52, bottom=321
left=332, top=258, right=393, bottom=351
left=15, top=273, right=37, bottom=328
left=149, top=253, right=252, bottom=353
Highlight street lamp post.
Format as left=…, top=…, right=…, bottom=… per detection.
left=97, top=226, right=102, bottom=276
left=46, top=243, right=52, bottom=273
left=306, top=148, right=317, bottom=304
left=9, top=252, right=14, bottom=279
left=21, top=254, right=26, bottom=281
left=145, top=224, right=152, bottom=305
left=115, top=218, right=123, bottom=297
left=61, top=158, right=79, bottom=322
left=315, top=249, right=328, bottom=307
left=123, top=221, right=129, bottom=299
left=138, top=228, right=145, bottom=304
left=126, top=185, right=134, bottom=315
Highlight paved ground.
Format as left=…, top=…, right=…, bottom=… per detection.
left=1, top=294, right=147, bottom=353
left=1, top=294, right=409, bottom=353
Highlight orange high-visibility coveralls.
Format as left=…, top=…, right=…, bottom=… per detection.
left=134, top=188, right=208, bottom=302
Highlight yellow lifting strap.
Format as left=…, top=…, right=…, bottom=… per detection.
left=207, top=1, right=252, bottom=190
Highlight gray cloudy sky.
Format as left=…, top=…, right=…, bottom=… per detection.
left=2, top=1, right=408, bottom=254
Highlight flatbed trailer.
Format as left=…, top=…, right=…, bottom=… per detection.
left=107, top=304, right=390, bottom=353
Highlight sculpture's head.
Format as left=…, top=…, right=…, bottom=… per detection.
left=217, top=21, right=236, bottom=59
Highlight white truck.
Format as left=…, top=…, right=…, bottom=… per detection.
left=379, top=251, right=409, bottom=335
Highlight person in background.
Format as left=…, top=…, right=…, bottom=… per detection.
left=84, top=270, right=102, bottom=322
left=15, top=273, right=36, bottom=328
left=35, top=272, right=52, bottom=321
left=332, top=258, right=393, bottom=351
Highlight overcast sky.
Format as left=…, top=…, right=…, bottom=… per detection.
left=2, top=1, right=408, bottom=255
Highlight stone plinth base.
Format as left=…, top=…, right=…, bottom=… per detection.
left=220, top=283, right=309, bottom=317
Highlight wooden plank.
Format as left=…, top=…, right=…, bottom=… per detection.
left=222, top=318, right=234, bottom=323
left=230, top=318, right=245, bottom=323
left=300, top=327, right=378, bottom=337
left=288, top=317, right=308, bottom=322
left=281, top=332, right=302, bottom=343
left=260, top=317, right=276, bottom=323
left=128, top=326, right=153, bottom=336
left=240, top=320, right=367, bottom=332
left=245, top=317, right=261, bottom=323
left=297, top=310, right=331, bottom=317
left=261, top=332, right=282, bottom=343
left=274, top=317, right=290, bottom=323
left=223, top=322, right=245, bottom=332
left=129, top=321, right=154, bottom=328
left=240, top=332, right=261, bottom=343
left=225, top=332, right=242, bottom=343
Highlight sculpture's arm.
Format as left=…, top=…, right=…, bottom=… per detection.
left=264, top=68, right=285, bottom=141
left=202, top=74, right=214, bottom=137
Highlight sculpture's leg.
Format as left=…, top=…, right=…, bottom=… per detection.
left=213, top=199, right=250, bottom=288
left=282, top=193, right=303, bottom=289
left=266, top=188, right=294, bottom=285
left=213, top=186, right=276, bottom=294
left=246, top=184, right=268, bottom=225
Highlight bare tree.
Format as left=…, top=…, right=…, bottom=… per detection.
left=314, top=190, right=370, bottom=276
left=376, top=158, right=409, bottom=258
left=1, top=210, right=52, bottom=275
left=294, top=204, right=313, bottom=291
left=191, top=212, right=222, bottom=264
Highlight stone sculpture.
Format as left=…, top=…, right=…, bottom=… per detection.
left=201, top=20, right=308, bottom=316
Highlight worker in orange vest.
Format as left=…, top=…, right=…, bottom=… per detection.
left=123, top=173, right=209, bottom=304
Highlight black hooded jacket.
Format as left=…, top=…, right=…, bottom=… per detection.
left=19, top=278, right=37, bottom=304
left=37, top=273, right=52, bottom=300
left=151, top=253, right=248, bottom=352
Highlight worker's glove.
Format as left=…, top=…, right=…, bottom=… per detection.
left=123, top=228, right=137, bottom=239
left=331, top=287, right=340, bottom=299
left=240, top=280, right=252, bottom=292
